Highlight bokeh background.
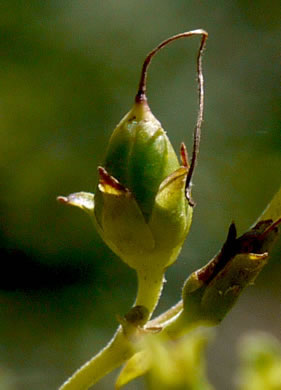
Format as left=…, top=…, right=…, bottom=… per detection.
left=0, top=1, right=280, bottom=389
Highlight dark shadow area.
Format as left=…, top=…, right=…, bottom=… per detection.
left=0, top=245, right=90, bottom=291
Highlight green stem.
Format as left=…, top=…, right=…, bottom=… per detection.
left=134, top=269, right=165, bottom=319
left=58, top=327, right=133, bottom=390
left=58, top=270, right=164, bottom=390
left=147, top=299, right=183, bottom=328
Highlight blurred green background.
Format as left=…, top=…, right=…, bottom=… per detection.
left=0, top=1, right=280, bottom=389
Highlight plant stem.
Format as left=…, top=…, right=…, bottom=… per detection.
left=135, top=269, right=165, bottom=319
left=58, top=327, right=133, bottom=390
left=57, top=269, right=164, bottom=390
left=147, top=299, right=183, bottom=328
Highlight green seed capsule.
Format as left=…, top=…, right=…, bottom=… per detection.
left=93, top=99, right=192, bottom=271
left=58, top=30, right=208, bottom=317
left=101, top=100, right=179, bottom=220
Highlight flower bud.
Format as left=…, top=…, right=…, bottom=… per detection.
left=180, top=221, right=277, bottom=326
left=93, top=98, right=192, bottom=271
left=58, top=30, right=208, bottom=316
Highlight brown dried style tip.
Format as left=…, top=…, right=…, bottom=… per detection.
left=135, top=30, right=208, bottom=202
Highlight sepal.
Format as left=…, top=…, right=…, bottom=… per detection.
left=57, top=192, right=95, bottom=215
left=149, top=166, right=192, bottom=266
left=94, top=166, right=155, bottom=265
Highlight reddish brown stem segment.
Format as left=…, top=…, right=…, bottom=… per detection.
left=135, top=29, right=208, bottom=203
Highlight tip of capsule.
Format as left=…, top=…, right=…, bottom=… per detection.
left=135, top=90, right=148, bottom=104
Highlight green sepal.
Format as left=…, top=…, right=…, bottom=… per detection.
left=149, top=166, right=193, bottom=267
left=93, top=167, right=155, bottom=265
left=57, top=192, right=95, bottom=215
left=94, top=165, right=193, bottom=273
